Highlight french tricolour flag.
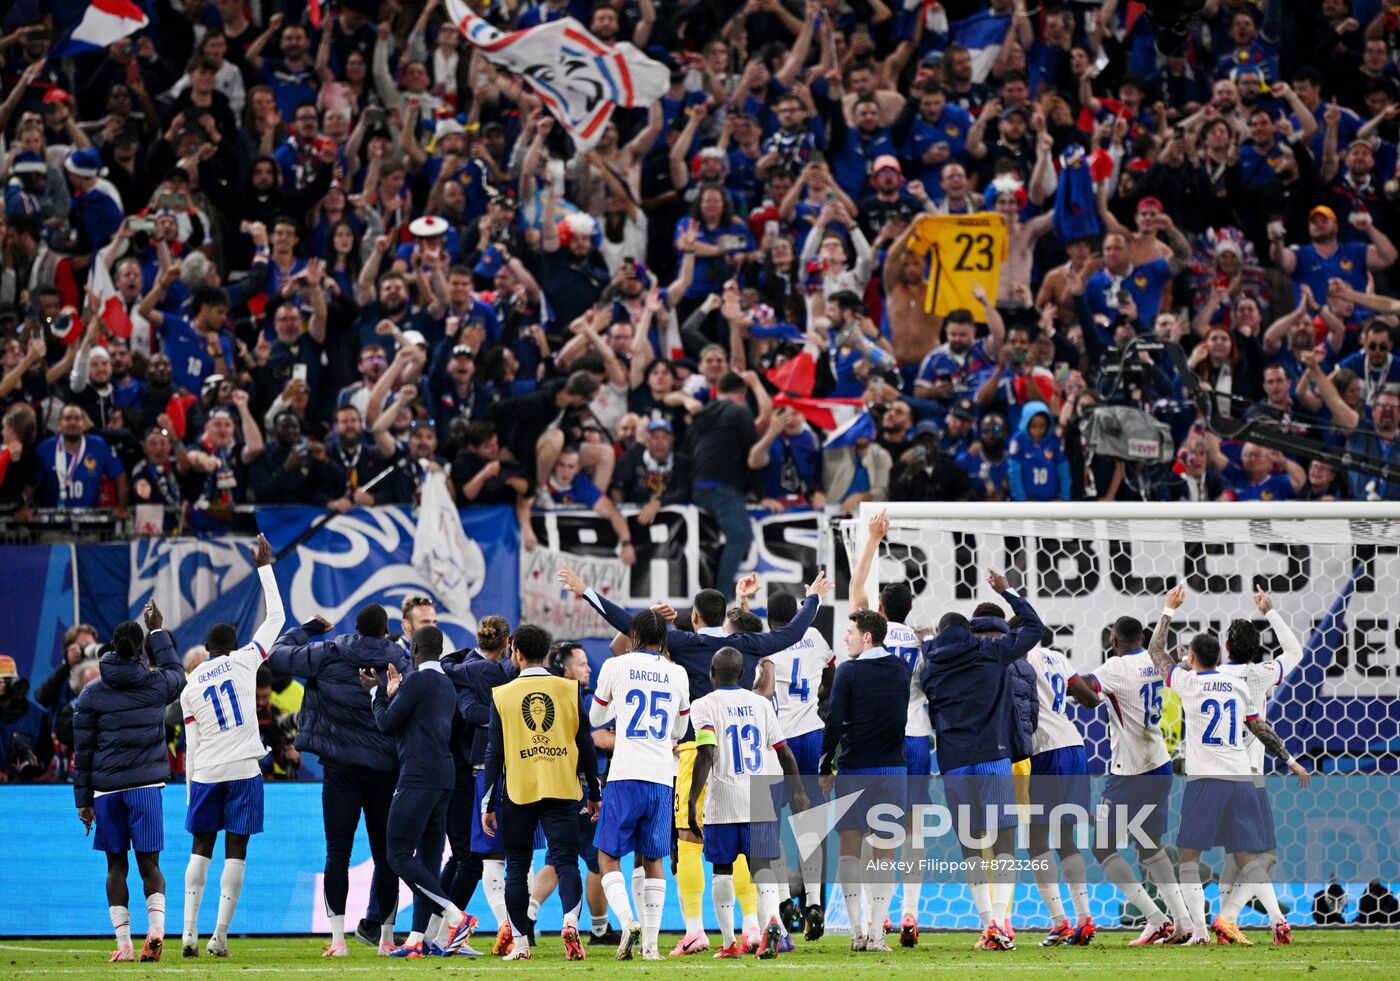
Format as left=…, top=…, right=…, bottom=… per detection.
left=951, top=11, right=1011, bottom=84
left=55, top=0, right=149, bottom=57
left=774, top=395, right=876, bottom=448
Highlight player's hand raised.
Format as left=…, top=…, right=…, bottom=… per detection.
left=308, top=616, right=333, bottom=635
left=143, top=599, right=163, bottom=632
left=736, top=573, right=760, bottom=600
left=358, top=668, right=377, bottom=692
left=804, top=569, right=833, bottom=599
left=385, top=663, right=402, bottom=698
left=869, top=509, right=889, bottom=542
left=1165, top=583, right=1187, bottom=610
left=1253, top=582, right=1272, bottom=614
left=557, top=567, right=587, bottom=596
left=253, top=534, right=273, bottom=568
left=986, top=569, right=1009, bottom=593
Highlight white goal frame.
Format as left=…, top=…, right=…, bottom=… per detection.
left=853, top=501, right=1400, bottom=606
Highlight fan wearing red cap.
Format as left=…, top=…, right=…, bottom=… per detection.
left=1096, top=193, right=1174, bottom=270
left=856, top=155, right=922, bottom=242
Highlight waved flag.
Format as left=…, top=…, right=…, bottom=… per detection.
left=52, top=0, right=150, bottom=57
left=411, top=471, right=484, bottom=620
left=445, top=0, right=668, bottom=150
left=89, top=255, right=133, bottom=340
left=766, top=351, right=817, bottom=397
left=824, top=411, right=877, bottom=450
left=951, top=11, right=1010, bottom=83
left=774, top=394, right=868, bottom=432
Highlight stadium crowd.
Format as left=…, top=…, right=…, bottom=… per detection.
left=1, top=0, right=1399, bottom=596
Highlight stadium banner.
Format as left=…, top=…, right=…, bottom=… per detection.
left=14, top=506, right=520, bottom=688
left=524, top=506, right=840, bottom=642
left=256, top=505, right=519, bottom=650
left=4, top=778, right=1398, bottom=935
left=0, top=544, right=78, bottom=684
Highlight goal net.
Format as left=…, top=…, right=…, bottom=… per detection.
left=835, top=501, right=1400, bottom=930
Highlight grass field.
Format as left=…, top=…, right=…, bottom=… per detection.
left=2, top=931, right=1396, bottom=979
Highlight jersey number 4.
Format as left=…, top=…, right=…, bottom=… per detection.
left=202, top=679, right=244, bottom=731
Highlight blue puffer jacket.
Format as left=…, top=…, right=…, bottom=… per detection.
left=971, top=614, right=1040, bottom=763
left=267, top=622, right=410, bottom=771
left=72, top=630, right=185, bottom=807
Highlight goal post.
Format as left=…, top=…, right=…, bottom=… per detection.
left=834, top=501, right=1400, bottom=927
left=849, top=500, right=1400, bottom=774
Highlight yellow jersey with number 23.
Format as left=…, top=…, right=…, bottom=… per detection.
left=905, top=213, right=1008, bottom=317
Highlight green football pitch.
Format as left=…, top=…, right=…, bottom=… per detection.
left=2, top=932, right=1397, bottom=979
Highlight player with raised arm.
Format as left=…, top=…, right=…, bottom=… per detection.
left=588, top=610, right=691, bottom=961
left=821, top=608, right=911, bottom=954
left=560, top=565, right=833, bottom=956
left=1218, top=584, right=1307, bottom=945
left=1146, top=585, right=1310, bottom=946
left=1065, top=615, right=1191, bottom=945
left=920, top=570, right=1045, bottom=952
left=1017, top=619, right=1094, bottom=948
left=849, top=510, right=928, bottom=947
left=179, top=535, right=285, bottom=958
left=748, top=580, right=833, bottom=942
left=688, top=647, right=811, bottom=960
left=73, top=600, right=186, bottom=963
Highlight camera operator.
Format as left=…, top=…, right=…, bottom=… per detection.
left=0, top=655, right=55, bottom=784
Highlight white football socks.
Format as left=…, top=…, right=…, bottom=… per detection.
left=215, top=858, right=244, bottom=943
left=713, top=874, right=736, bottom=945
left=183, top=854, right=210, bottom=942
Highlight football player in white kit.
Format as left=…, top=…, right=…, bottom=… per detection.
left=1147, top=585, right=1310, bottom=946
left=688, top=647, right=810, bottom=959
left=1018, top=621, right=1095, bottom=947
left=588, top=609, right=691, bottom=961
left=849, top=511, right=929, bottom=947
left=179, top=535, right=286, bottom=957
left=753, top=588, right=833, bottom=941
left=1219, top=584, right=1306, bottom=944
left=1066, top=614, right=1190, bottom=945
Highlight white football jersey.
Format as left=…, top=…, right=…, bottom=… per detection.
left=1219, top=608, right=1304, bottom=774
left=181, top=565, right=286, bottom=785
left=1166, top=667, right=1256, bottom=778
left=691, top=686, right=787, bottom=824
left=1027, top=645, right=1085, bottom=755
left=591, top=651, right=690, bottom=785
left=884, top=621, right=931, bottom=738
left=760, top=627, right=833, bottom=738
left=1218, top=660, right=1284, bottom=774
left=1086, top=650, right=1171, bottom=776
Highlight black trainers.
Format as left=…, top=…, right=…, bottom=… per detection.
left=780, top=899, right=804, bottom=935
left=803, top=904, right=825, bottom=942
left=354, top=919, right=379, bottom=947
left=588, top=927, right=622, bottom=946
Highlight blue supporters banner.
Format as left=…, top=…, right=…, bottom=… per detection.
left=256, top=505, right=520, bottom=651
left=0, top=545, right=76, bottom=683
